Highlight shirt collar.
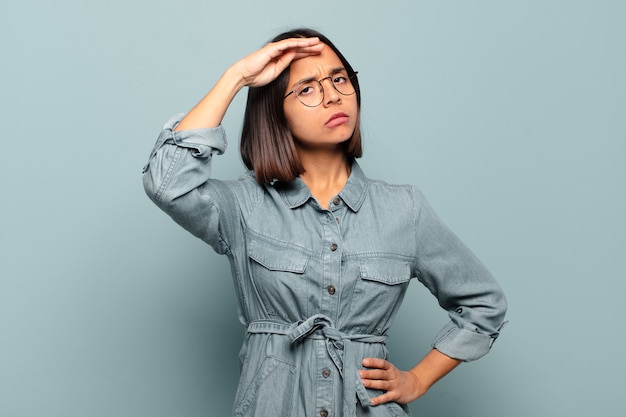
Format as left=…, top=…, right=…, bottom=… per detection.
left=277, top=161, right=368, bottom=212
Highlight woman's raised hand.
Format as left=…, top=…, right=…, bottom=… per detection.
left=232, top=37, right=324, bottom=88
left=174, top=37, right=324, bottom=131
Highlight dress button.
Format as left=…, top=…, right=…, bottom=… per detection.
left=322, top=368, right=331, bottom=378
left=327, top=285, right=336, bottom=295
left=320, top=410, right=329, bottom=417
left=333, top=197, right=341, bottom=206
left=330, top=243, right=338, bottom=251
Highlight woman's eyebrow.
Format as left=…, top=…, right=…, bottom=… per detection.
left=291, top=67, right=347, bottom=88
left=291, top=75, right=317, bottom=88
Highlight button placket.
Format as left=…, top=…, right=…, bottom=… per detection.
left=316, top=198, right=343, bottom=417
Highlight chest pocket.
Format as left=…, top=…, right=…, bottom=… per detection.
left=246, top=231, right=312, bottom=320
left=350, top=258, right=412, bottom=334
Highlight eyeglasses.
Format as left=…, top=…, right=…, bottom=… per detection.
left=284, top=69, right=358, bottom=107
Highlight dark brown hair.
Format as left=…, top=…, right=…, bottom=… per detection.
left=240, top=28, right=362, bottom=184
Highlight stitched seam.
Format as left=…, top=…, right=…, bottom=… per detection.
left=411, top=186, right=422, bottom=281
left=154, top=146, right=182, bottom=205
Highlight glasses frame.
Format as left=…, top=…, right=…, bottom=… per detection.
left=284, top=69, right=359, bottom=108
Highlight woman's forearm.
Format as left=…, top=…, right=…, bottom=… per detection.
left=174, top=67, right=246, bottom=131
left=408, top=349, right=462, bottom=397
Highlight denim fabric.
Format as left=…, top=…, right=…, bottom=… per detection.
left=143, top=114, right=507, bottom=417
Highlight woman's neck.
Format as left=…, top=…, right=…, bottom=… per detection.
left=297, top=147, right=351, bottom=209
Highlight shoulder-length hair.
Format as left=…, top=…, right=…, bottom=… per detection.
left=240, top=28, right=362, bottom=184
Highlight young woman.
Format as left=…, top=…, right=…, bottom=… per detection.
left=143, top=28, right=507, bottom=417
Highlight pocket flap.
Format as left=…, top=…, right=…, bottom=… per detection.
left=247, top=233, right=311, bottom=273
left=359, top=259, right=411, bottom=285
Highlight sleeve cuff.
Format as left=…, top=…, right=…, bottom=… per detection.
left=164, top=113, right=228, bottom=158
left=432, top=321, right=503, bottom=362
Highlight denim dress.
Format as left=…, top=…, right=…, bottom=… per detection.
left=143, top=115, right=507, bottom=417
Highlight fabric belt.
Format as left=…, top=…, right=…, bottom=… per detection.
left=246, top=314, right=387, bottom=416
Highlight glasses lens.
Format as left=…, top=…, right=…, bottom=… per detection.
left=332, top=70, right=355, bottom=96
left=296, top=81, right=323, bottom=107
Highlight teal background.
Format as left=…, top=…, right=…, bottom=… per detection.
left=1, top=1, right=624, bottom=416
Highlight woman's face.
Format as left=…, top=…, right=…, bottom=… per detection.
left=283, top=45, right=358, bottom=151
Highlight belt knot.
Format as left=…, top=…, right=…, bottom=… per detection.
left=247, top=314, right=387, bottom=415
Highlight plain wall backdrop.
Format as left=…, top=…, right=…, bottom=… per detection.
left=1, top=1, right=624, bottom=416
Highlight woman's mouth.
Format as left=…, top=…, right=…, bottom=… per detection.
left=325, top=112, right=349, bottom=127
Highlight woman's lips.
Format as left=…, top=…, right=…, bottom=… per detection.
left=325, top=112, right=349, bottom=127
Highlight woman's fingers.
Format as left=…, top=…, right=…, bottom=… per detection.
left=268, top=37, right=323, bottom=58
left=362, top=357, right=391, bottom=369
left=292, top=44, right=325, bottom=60
left=360, top=358, right=395, bottom=388
left=360, top=358, right=421, bottom=406
left=236, top=37, right=323, bottom=87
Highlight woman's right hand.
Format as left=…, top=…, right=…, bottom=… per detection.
left=231, top=37, right=324, bottom=88
left=174, top=37, right=324, bottom=131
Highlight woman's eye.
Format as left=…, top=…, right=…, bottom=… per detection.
left=333, top=76, right=347, bottom=85
left=298, top=84, right=316, bottom=96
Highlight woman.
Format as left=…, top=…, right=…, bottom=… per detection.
left=143, top=28, right=507, bottom=417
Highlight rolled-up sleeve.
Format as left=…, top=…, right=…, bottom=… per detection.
left=142, top=114, right=237, bottom=254
left=411, top=187, right=507, bottom=361
left=143, top=114, right=227, bottom=203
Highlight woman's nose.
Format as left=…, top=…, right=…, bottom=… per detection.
left=322, top=79, right=341, bottom=106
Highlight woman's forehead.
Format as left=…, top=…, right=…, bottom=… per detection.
left=289, top=46, right=343, bottom=80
